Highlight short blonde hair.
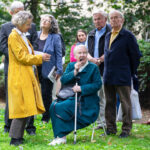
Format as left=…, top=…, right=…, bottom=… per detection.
left=12, top=11, right=33, bottom=26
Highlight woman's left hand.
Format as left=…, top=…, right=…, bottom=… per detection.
left=55, top=74, right=61, bottom=81
left=72, top=85, right=81, bottom=93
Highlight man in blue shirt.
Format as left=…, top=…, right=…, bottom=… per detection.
left=85, top=10, right=111, bottom=129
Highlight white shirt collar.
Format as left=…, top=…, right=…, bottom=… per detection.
left=14, top=28, right=26, bottom=36
left=79, top=61, right=89, bottom=72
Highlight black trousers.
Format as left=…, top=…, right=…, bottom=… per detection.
left=4, top=74, right=36, bottom=133
left=40, top=77, right=53, bottom=122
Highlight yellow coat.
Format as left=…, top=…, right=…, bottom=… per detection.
left=8, top=29, right=45, bottom=119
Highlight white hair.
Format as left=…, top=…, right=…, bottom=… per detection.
left=109, top=10, right=124, bottom=19
left=92, top=10, right=108, bottom=19
left=12, top=11, right=33, bottom=26
left=10, top=1, right=24, bottom=12
left=73, top=45, right=88, bottom=56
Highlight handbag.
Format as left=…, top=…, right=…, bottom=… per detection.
left=117, top=82, right=142, bottom=121
left=56, top=83, right=75, bottom=100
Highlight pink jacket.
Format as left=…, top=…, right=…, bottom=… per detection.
left=70, top=44, right=77, bottom=62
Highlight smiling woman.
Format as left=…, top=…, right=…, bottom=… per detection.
left=8, top=11, right=50, bottom=146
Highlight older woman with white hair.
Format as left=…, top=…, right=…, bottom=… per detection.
left=36, top=14, right=63, bottom=123
left=49, top=45, right=102, bottom=146
left=8, top=11, right=50, bottom=146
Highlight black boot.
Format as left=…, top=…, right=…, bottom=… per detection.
left=10, top=138, right=23, bottom=146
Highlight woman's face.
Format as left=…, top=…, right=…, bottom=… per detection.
left=77, top=31, right=87, bottom=43
left=75, top=47, right=88, bottom=65
left=40, top=16, right=51, bottom=30
left=18, top=18, right=32, bottom=33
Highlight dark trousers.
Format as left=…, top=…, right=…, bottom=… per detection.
left=41, top=78, right=53, bottom=122
left=4, top=75, right=36, bottom=133
left=9, top=118, right=27, bottom=139
left=104, top=84, right=132, bottom=134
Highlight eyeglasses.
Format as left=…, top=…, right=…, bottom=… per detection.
left=41, top=18, right=51, bottom=23
left=110, top=16, right=122, bottom=20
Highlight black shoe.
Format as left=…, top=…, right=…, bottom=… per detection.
left=119, top=132, right=129, bottom=138
left=10, top=138, right=23, bottom=146
left=27, top=130, right=36, bottom=135
left=4, top=127, right=10, bottom=133
left=20, top=138, right=25, bottom=143
left=106, top=130, right=116, bottom=135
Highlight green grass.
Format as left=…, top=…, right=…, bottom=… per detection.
left=0, top=108, right=150, bottom=150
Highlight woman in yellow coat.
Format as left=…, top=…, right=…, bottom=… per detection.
left=8, top=11, right=50, bottom=146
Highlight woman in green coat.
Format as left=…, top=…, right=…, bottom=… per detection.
left=49, top=45, right=102, bottom=146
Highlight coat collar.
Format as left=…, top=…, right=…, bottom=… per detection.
left=88, top=24, right=111, bottom=37
left=12, top=29, right=34, bottom=54
left=78, top=61, right=93, bottom=73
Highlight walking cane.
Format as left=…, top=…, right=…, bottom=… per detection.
left=74, top=76, right=80, bottom=144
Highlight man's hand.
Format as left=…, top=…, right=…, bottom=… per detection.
left=72, top=85, right=81, bottom=93
left=42, top=53, right=51, bottom=62
left=99, top=55, right=104, bottom=62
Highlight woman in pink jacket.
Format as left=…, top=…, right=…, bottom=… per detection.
left=70, top=29, right=87, bottom=62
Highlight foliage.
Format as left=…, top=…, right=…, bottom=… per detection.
left=106, top=0, right=150, bottom=41
left=0, top=69, right=4, bottom=87
left=138, top=40, right=150, bottom=92
left=0, top=108, right=150, bottom=149
left=52, top=3, right=94, bottom=45
left=0, top=3, right=11, bottom=26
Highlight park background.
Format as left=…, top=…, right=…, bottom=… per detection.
left=0, top=0, right=149, bottom=149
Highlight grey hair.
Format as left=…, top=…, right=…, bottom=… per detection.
left=93, top=10, right=108, bottom=19
left=12, top=11, right=33, bottom=26
left=109, top=10, right=124, bottom=19
left=40, top=14, right=60, bottom=33
left=10, top=1, right=24, bottom=13
left=73, top=45, right=88, bottom=56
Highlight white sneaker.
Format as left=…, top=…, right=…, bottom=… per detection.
left=48, top=137, right=66, bottom=146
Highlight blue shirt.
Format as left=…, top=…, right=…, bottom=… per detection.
left=85, top=26, right=106, bottom=58
left=94, top=26, right=106, bottom=58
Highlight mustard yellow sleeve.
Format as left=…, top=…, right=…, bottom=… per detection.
left=8, top=33, right=42, bottom=65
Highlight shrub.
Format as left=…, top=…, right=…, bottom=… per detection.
left=138, top=40, right=150, bottom=92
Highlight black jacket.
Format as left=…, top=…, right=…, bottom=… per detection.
left=87, top=24, right=111, bottom=75
left=0, top=22, right=38, bottom=75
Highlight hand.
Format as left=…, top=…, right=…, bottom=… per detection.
left=99, top=55, right=104, bottom=62
left=96, top=59, right=101, bottom=66
left=55, top=74, right=61, bottom=81
left=74, top=61, right=83, bottom=75
left=74, top=61, right=83, bottom=71
left=42, top=53, right=51, bottom=62
left=72, top=85, right=81, bottom=93
left=91, top=58, right=100, bottom=65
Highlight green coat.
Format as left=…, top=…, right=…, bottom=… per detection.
left=50, top=61, right=102, bottom=138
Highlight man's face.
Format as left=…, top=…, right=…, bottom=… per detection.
left=109, top=12, right=124, bottom=29
left=18, top=18, right=32, bottom=33
left=93, top=13, right=107, bottom=30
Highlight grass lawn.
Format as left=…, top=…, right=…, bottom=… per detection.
left=0, top=108, right=150, bottom=150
